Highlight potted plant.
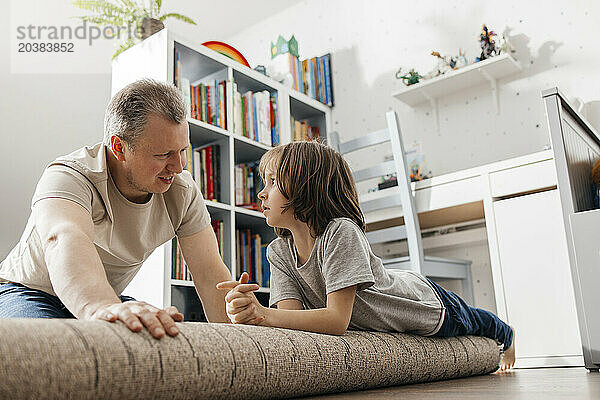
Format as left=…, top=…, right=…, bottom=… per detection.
left=72, top=0, right=196, bottom=59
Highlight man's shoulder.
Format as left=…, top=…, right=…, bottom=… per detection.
left=171, top=170, right=195, bottom=190
left=49, top=142, right=107, bottom=183
left=164, top=171, right=197, bottom=203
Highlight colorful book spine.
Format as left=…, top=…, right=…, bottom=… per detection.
left=310, top=57, right=318, bottom=101
left=235, top=229, right=270, bottom=286
left=234, top=161, right=261, bottom=209
left=323, top=54, right=333, bottom=106
left=252, top=95, right=258, bottom=142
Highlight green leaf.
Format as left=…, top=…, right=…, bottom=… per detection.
left=80, top=15, right=126, bottom=26
left=112, top=37, right=136, bottom=60
left=72, top=0, right=126, bottom=15
left=159, top=12, right=196, bottom=25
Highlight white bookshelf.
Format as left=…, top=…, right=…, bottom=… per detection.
left=115, top=29, right=331, bottom=313
left=392, top=54, right=522, bottom=130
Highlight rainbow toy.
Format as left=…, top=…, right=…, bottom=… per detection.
left=202, top=41, right=250, bottom=68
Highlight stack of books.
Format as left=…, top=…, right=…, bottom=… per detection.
left=232, top=83, right=280, bottom=147
left=192, top=144, right=220, bottom=202
left=236, top=229, right=270, bottom=288
left=235, top=161, right=261, bottom=210
left=188, top=80, right=228, bottom=130
left=285, top=53, right=333, bottom=106
left=175, top=49, right=229, bottom=130
left=172, top=219, right=225, bottom=281
left=172, top=237, right=190, bottom=281
left=290, top=116, right=320, bottom=142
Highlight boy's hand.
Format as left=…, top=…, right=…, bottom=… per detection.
left=216, top=272, right=266, bottom=325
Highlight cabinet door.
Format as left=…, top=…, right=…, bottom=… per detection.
left=493, top=189, right=581, bottom=361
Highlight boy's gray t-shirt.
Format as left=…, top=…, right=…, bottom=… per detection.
left=268, top=218, right=445, bottom=336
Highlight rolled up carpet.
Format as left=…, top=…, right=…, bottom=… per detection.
left=0, top=319, right=501, bottom=399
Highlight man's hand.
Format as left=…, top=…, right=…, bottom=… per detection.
left=216, top=272, right=265, bottom=325
left=90, top=301, right=184, bottom=339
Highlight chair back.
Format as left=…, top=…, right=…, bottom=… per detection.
left=329, top=111, right=424, bottom=272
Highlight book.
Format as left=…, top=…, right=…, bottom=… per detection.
left=301, top=59, right=309, bottom=96
left=307, top=59, right=315, bottom=99
left=233, top=83, right=243, bottom=136
left=310, top=57, right=319, bottom=101
left=323, top=53, right=333, bottom=106
left=252, top=94, right=258, bottom=141
left=206, top=146, right=213, bottom=200
left=318, top=56, right=326, bottom=104
left=270, top=93, right=279, bottom=146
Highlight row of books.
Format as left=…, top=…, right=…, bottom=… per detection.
left=291, top=116, right=321, bottom=142
left=171, top=219, right=225, bottom=280
left=235, top=162, right=262, bottom=210
left=184, top=144, right=221, bottom=202
left=236, top=229, right=270, bottom=288
left=285, top=53, right=333, bottom=106
left=175, top=49, right=228, bottom=130
left=232, top=83, right=280, bottom=147
left=187, top=80, right=228, bottom=130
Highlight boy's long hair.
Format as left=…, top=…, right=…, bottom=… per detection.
left=259, top=141, right=366, bottom=238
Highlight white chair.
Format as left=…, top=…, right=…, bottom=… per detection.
left=329, top=111, right=474, bottom=305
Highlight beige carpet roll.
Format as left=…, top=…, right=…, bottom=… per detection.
left=0, top=319, right=501, bottom=399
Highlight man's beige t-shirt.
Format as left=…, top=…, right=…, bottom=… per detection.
left=0, top=143, right=211, bottom=296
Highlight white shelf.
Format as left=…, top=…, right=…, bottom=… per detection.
left=205, top=200, right=231, bottom=211
left=289, top=88, right=331, bottom=114
left=187, top=117, right=230, bottom=138
left=235, top=206, right=265, bottom=219
left=392, top=54, right=522, bottom=130
left=171, top=279, right=195, bottom=287
left=232, top=134, right=273, bottom=151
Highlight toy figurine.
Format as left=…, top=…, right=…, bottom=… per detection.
left=395, top=68, right=424, bottom=86
left=423, top=51, right=455, bottom=79
left=476, top=24, right=498, bottom=62
left=432, top=51, right=456, bottom=73
left=456, top=49, right=469, bottom=68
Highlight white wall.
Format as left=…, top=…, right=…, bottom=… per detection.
left=225, top=0, right=600, bottom=178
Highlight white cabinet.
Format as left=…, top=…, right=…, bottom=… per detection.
left=493, top=189, right=582, bottom=367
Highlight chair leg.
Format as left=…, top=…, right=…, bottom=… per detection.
left=461, top=265, right=475, bottom=307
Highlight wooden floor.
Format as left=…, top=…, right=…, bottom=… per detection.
left=301, top=368, right=600, bottom=400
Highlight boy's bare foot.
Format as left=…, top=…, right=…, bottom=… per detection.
left=498, top=326, right=516, bottom=372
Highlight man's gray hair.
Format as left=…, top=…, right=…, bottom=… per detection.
left=103, top=78, right=186, bottom=149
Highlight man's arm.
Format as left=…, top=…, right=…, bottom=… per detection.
left=33, top=198, right=182, bottom=338
left=34, top=198, right=121, bottom=318
left=178, top=225, right=233, bottom=323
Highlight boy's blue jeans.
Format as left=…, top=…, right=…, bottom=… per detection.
left=0, top=282, right=136, bottom=319
left=428, top=278, right=513, bottom=351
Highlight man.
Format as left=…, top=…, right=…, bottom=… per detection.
left=0, top=79, right=232, bottom=339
